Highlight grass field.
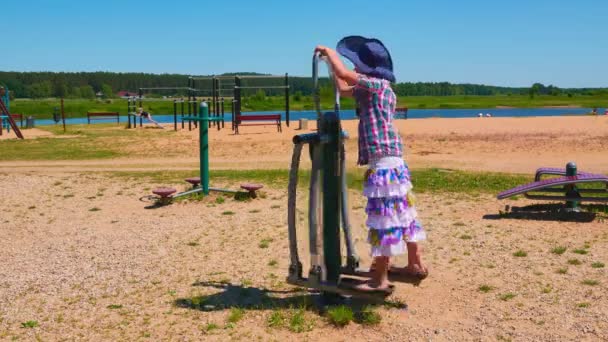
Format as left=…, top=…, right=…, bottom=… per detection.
left=8, top=94, right=606, bottom=119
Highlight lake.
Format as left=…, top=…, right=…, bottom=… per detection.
left=25, top=107, right=601, bottom=126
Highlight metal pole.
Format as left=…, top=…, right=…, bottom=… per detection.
left=61, top=98, right=66, bottom=132
left=173, top=100, right=177, bottom=131
left=138, top=89, right=143, bottom=128
left=127, top=98, right=132, bottom=129
left=285, top=73, right=290, bottom=127
left=565, top=162, right=580, bottom=211
left=220, top=98, right=225, bottom=128
left=321, top=112, right=342, bottom=288
left=235, top=76, right=241, bottom=132
left=200, top=102, right=210, bottom=195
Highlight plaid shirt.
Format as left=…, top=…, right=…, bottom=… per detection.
left=353, top=75, right=403, bottom=165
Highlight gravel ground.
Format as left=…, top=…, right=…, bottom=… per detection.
left=1, top=172, right=606, bottom=341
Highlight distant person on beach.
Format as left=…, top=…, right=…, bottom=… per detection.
left=478, top=113, right=483, bottom=118
left=605, top=109, right=608, bottom=115
left=592, top=107, right=598, bottom=115
left=315, top=36, right=427, bottom=293
left=135, top=108, right=164, bottom=129
left=486, top=113, right=492, bottom=117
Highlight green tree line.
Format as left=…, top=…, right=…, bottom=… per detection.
left=1, top=71, right=606, bottom=99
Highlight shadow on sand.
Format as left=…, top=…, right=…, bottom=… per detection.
left=483, top=203, right=607, bottom=222
left=174, top=281, right=408, bottom=314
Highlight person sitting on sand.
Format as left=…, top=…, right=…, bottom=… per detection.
left=315, top=36, right=427, bottom=293
left=135, top=108, right=164, bottom=129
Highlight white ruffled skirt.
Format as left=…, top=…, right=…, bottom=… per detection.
left=364, top=156, right=426, bottom=257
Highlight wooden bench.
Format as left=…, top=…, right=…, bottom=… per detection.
left=234, top=114, right=281, bottom=134
left=394, top=107, right=408, bottom=119
left=9, top=113, right=23, bottom=127
left=87, top=112, right=119, bottom=124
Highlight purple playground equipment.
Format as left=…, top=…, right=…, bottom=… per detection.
left=498, top=162, right=608, bottom=211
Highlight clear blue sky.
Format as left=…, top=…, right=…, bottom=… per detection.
left=3, top=0, right=607, bottom=87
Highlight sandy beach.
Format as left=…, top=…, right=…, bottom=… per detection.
left=1, top=115, right=607, bottom=341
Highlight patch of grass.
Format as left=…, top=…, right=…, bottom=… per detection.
left=0, top=134, right=121, bottom=161
left=499, top=293, right=516, bottom=301
left=453, top=222, right=466, bottom=227
left=221, top=211, right=235, bottom=216
left=556, top=268, right=568, bottom=274
left=268, top=259, right=278, bottom=267
left=513, top=250, right=527, bottom=257
left=267, top=310, right=286, bottom=328
left=289, top=308, right=313, bottom=333
left=186, top=241, right=199, bottom=247
left=581, top=279, right=599, bottom=286
left=551, top=246, right=567, bottom=255
left=326, top=305, right=354, bottom=327
left=478, top=285, right=494, bottom=293
left=577, top=302, right=590, bottom=308
left=270, top=204, right=281, bottom=209
left=215, top=196, right=225, bottom=204
left=20, top=321, right=38, bottom=328
left=109, top=168, right=532, bottom=196
left=203, top=322, right=219, bottom=333
left=249, top=209, right=261, bottom=213
left=460, top=234, right=472, bottom=240
left=568, top=259, right=582, bottom=265
left=258, top=238, right=273, bottom=249
left=541, top=285, right=552, bottom=294
left=572, top=249, right=588, bottom=255
left=355, top=306, right=382, bottom=326
left=227, top=308, right=245, bottom=323
left=89, top=207, right=101, bottom=212
left=591, top=262, right=605, bottom=268
left=107, top=304, right=123, bottom=309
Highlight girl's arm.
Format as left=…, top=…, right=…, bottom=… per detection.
left=315, top=46, right=359, bottom=85
left=335, top=76, right=354, bottom=98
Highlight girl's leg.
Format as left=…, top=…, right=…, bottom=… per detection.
left=148, top=116, right=164, bottom=128
left=356, top=256, right=391, bottom=292
left=391, top=242, right=428, bottom=278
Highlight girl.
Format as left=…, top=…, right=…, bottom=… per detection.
left=136, top=107, right=164, bottom=129
left=315, top=36, right=427, bottom=292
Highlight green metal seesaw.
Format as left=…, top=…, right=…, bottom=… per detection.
left=150, top=102, right=261, bottom=204
left=285, top=53, right=394, bottom=302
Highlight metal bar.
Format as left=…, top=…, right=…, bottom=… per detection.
left=234, top=77, right=241, bottom=132
left=61, top=98, right=66, bottom=133
left=528, top=188, right=608, bottom=194
left=340, top=142, right=358, bottom=272
left=309, top=142, right=322, bottom=278
left=287, top=142, right=304, bottom=280
left=234, top=86, right=290, bottom=89
left=322, top=112, right=342, bottom=287
left=138, top=87, right=197, bottom=91
left=285, top=73, right=290, bottom=127
left=221, top=98, right=225, bottom=128
left=565, top=162, right=580, bottom=210
left=524, top=194, right=608, bottom=202
left=173, top=100, right=177, bottom=131
left=236, top=75, right=288, bottom=79
left=200, top=102, right=209, bottom=195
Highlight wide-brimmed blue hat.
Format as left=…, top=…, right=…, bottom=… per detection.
left=337, top=36, right=395, bottom=83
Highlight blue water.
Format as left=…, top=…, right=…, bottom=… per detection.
left=27, top=107, right=600, bottom=126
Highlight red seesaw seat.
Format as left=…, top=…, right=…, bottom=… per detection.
left=185, top=177, right=201, bottom=188
left=240, top=183, right=263, bottom=198
left=152, top=187, right=177, bottom=204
